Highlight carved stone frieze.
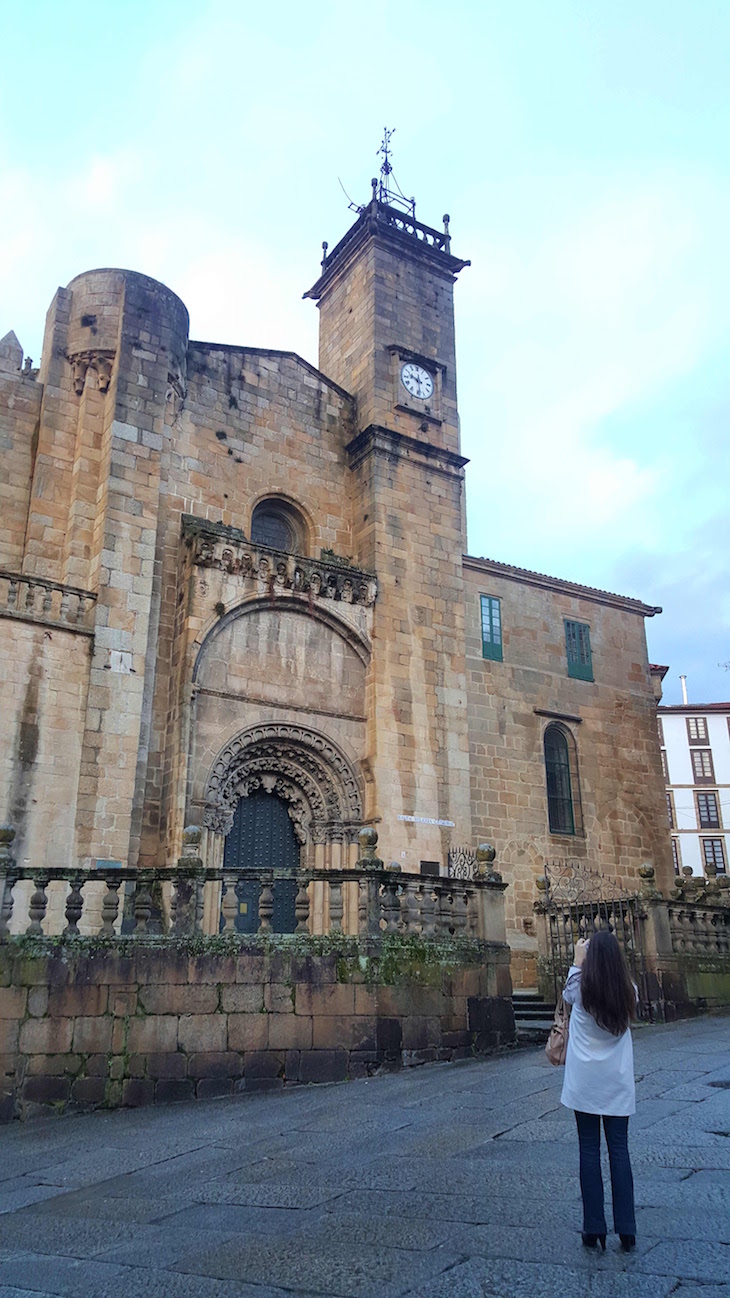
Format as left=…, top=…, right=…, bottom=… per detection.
left=182, top=515, right=377, bottom=608
left=68, top=349, right=115, bottom=395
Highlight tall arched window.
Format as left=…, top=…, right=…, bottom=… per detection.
left=250, top=498, right=307, bottom=554
left=544, top=724, right=582, bottom=836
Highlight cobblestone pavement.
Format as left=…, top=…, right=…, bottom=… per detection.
left=0, top=1015, right=728, bottom=1298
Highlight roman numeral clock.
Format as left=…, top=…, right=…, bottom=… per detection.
left=400, top=362, right=434, bottom=401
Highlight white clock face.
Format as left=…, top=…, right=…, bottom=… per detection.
left=401, top=363, right=434, bottom=401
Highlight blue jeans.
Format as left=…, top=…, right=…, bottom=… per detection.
left=574, top=1111, right=636, bottom=1236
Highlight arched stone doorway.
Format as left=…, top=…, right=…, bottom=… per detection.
left=221, top=788, right=299, bottom=933
left=200, top=724, right=365, bottom=931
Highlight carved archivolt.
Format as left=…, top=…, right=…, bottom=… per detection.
left=203, top=723, right=364, bottom=842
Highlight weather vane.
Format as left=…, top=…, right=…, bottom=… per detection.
left=373, top=128, right=416, bottom=218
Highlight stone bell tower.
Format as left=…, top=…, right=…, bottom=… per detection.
left=305, top=166, right=473, bottom=869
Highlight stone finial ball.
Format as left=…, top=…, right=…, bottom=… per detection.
left=358, top=827, right=378, bottom=850
left=476, top=843, right=496, bottom=863
left=535, top=876, right=547, bottom=893
left=638, top=864, right=655, bottom=880
left=681, top=865, right=693, bottom=878
left=183, top=825, right=202, bottom=848
left=0, top=824, right=16, bottom=844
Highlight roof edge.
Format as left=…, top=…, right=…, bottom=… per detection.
left=188, top=341, right=354, bottom=404
left=463, top=554, right=662, bottom=617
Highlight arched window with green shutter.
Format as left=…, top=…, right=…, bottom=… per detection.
left=544, top=724, right=580, bottom=835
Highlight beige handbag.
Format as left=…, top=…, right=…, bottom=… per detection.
left=545, top=994, right=570, bottom=1065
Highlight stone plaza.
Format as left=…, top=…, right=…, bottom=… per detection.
left=0, top=1014, right=728, bottom=1297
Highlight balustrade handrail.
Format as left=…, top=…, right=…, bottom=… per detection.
left=0, top=569, right=97, bottom=600
left=0, top=861, right=507, bottom=943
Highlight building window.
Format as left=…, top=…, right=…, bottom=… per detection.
left=666, top=792, right=675, bottom=829
left=564, top=619, right=593, bottom=681
left=480, top=595, right=503, bottom=662
left=687, top=716, right=708, bottom=744
left=691, top=749, right=715, bottom=783
left=696, top=791, right=721, bottom=829
left=671, top=837, right=681, bottom=874
left=250, top=498, right=307, bottom=554
left=657, top=717, right=664, bottom=745
left=544, top=724, right=582, bottom=835
left=701, top=838, right=727, bottom=874
left=661, top=749, right=669, bottom=782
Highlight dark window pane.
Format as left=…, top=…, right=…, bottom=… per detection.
left=671, top=838, right=681, bottom=873
left=666, top=793, right=674, bottom=829
left=697, top=792, right=720, bottom=829
left=565, top=619, right=593, bottom=681
left=480, top=595, right=503, bottom=662
left=251, top=511, right=294, bottom=551
left=702, top=838, right=726, bottom=873
left=545, top=726, right=575, bottom=835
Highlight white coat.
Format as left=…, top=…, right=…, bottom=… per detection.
left=560, top=965, right=636, bottom=1117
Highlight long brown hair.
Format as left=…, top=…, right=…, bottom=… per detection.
left=580, top=929, right=636, bottom=1036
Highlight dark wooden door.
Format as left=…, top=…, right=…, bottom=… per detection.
left=222, top=790, right=299, bottom=933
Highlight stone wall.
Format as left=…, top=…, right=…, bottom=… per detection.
left=0, top=935, right=514, bottom=1121
left=0, top=619, right=90, bottom=878
left=0, top=339, right=41, bottom=572
left=463, top=558, right=672, bottom=981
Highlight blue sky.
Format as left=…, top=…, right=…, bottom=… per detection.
left=1, top=0, right=728, bottom=704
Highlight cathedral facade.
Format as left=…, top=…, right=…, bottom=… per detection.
left=0, top=188, right=673, bottom=981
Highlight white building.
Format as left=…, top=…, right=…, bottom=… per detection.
left=658, top=699, right=730, bottom=877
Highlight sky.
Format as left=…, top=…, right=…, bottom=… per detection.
left=1, top=0, right=728, bottom=705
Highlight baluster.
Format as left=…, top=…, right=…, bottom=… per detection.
left=435, top=884, right=452, bottom=936
left=170, top=874, right=194, bottom=934
left=357, top=879, right=368, bottom=934
left=63, top=874, right=85, bottom=935
left=7, top=578, right=18, bottom=611
left=258, top=877, right=274, bottom=932
left=295, top=876, right=310, bottom=933
left=329, top=879, right=343, bottom=933
left=0, top=868, right=19, bottom=937
left=453, top=883, right=468, bottom=933
left=382, top=876, right=400, bottom=933
left=60, top=590, right=70, bottom=621
left=220, top=872, right=238, bottom=931
left=132, top=875, right=153, bottom=934
left=421, top=883, right=436, bottom=937
left=42, top=586, right=53, bottom=615
left=399, top=879, right=412, bottom=933
left=99, top=875, right=121, bottom=935
left=26, top=872, right=50, bottom=934
left=24, top=581, right=36, bottom=613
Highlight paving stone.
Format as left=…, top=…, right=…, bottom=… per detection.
left=635, top=1241, right=730, bottom=1283
left=402, top=1257, right=675, bottom=1297
left=176, top=1236, right=459, bottom=1296
left=0, top=1018, right=728, bottom=1297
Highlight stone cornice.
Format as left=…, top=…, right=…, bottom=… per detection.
left=346, top=424, right=468, bottom=478
left=304, top=201, right=470, bottom=303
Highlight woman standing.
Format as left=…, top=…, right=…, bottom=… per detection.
left=561, top=930, right=638, bottom=1252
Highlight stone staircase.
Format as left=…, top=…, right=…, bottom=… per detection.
left=512, top=989, right=556, bottom=1044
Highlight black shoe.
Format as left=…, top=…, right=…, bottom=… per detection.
left=619, top=1234, right=636, bottom=1252
left=582, top=1233, right=606, bottom=1251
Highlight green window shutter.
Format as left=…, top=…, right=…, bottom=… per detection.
left=565, top=619, right=593, bottom=681
left=480, top=595, right=503, bottom=662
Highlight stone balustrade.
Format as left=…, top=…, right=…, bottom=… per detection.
left=0, top=826, right=507, bottom=945
left=0, top=569, right=96, bottom=634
